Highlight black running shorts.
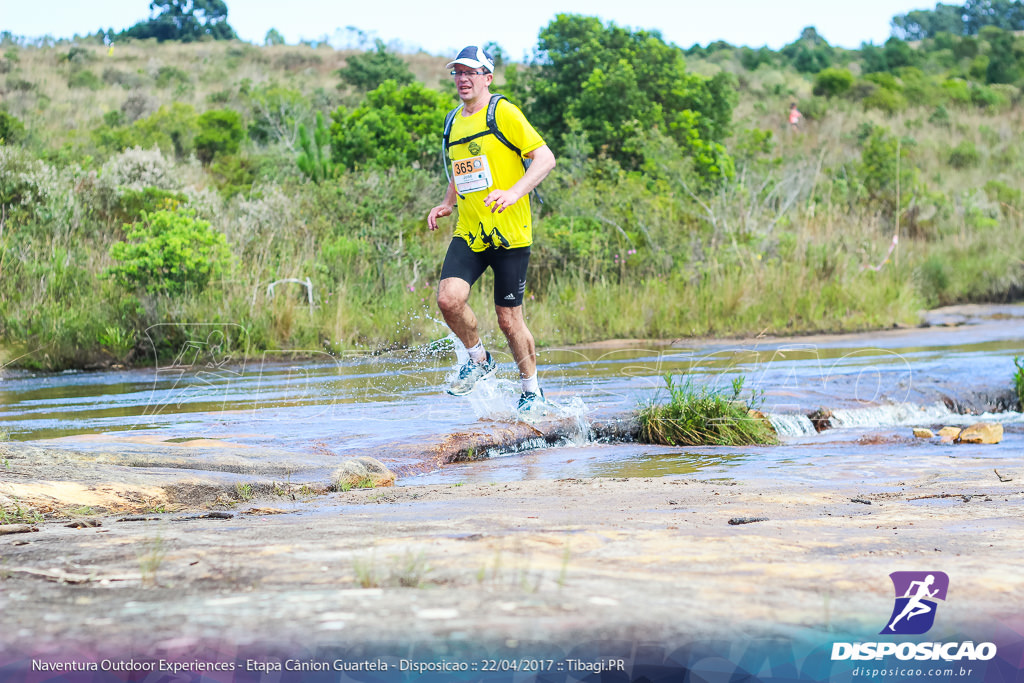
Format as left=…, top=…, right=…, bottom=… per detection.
left=439, top=238, right=530, bottom=307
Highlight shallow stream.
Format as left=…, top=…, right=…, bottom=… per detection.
left=2, top=304, right=1022, bottom=486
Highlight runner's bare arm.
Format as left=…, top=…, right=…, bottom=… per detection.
left=428, top=182, right=459, bottom=230
left=483, top=145, right=556, bottom=214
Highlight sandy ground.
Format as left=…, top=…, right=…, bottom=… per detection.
left=1, top=430, right=1022, bottom=679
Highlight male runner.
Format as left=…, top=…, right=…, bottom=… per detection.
left=427, top=45, right=556, bottom=414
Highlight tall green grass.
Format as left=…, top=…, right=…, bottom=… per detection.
left=637, top=375, right=778, bottom=446
left=1014, top=357, right=1024, bottom=410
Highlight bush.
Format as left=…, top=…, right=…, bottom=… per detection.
left=941, top=79, right=971, bottom=105
left=154, top=65, right=190, bottom=88
left=329, top=80, right=449, bottom=171
left=862, top=85, right=907, bottom=114
left=928, top=105, right=951, bottom=127
left=983, top=179, right=1023, bottom=211
left=99, top=147, right=178, bottom=192
left=0, top=110, right=25, bottom=144
left=813, top=67, right=854, bottom=97
left=971, top=84, right=1010, bottom=110
left=947, top=141, right=980, bottom=169
left=68, top=68, right=103, bottom=90
left=336, top=39, right=413, bottom=91
left=859, top=127, right=916, bottom=212
left=194, top=108, right=244, bottom=164
left=107, top=209, right=232, bottom=296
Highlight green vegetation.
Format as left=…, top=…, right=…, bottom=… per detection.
left=119, top=0, right=237, bottom=43
left=107, top=210, right=232, bottom=296
left=1014, top=357, right=1024, bottom=409
left=137, top=534, right=167, bottom=586
left=336, top=39, right=414, bottom=91
left=638, top=376, right=778, bottom=446
left=0, top=2, right=1022, bottom=371
left=0, top=501, right=44, bottom=525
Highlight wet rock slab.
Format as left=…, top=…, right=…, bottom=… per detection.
left=1, top=452, right=1022, bottom=658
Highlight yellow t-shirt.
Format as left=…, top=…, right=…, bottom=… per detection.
left=447, top=98, right=544, bottom=252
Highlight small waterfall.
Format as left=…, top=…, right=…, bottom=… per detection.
left=830, top=402, right=957, bottom=428
left=767, top=413, right=818, bottom=437
left=768, top=401, right=1023, bottom=438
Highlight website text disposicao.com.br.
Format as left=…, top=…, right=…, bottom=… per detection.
left=851, top=665, right=979, bottom=679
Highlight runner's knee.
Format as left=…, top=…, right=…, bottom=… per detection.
left=437, top=279, right=469, bottom=314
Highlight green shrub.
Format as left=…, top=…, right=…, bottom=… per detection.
left=1014, top=357, right=1024, bottom=409
left=940, top=79, right=971, bottom=105
left=336, top=39, right=414, bottom=91
left=928, top=105, right=951, bottom=127
left=947, top=141, right=981, bottom=169
left=107, top=209, right=232, bottom=296
left=971, top=84, right=1010, bottom=110
left=194, top=108, right=244, bottom=164
left=115, top=187, right=187, bottom=221
left=208, top=154, right=258, bottom=197
left=297, top=111, right=337, bottom=182
left=0, top=110, right=25, bottom=144
left=859, top=127, right=916, bottom=212
left=918, top=255, right=951, bottom=303
left=246, top=84, right=310, bottom=147
left=813, top=67, right=854, bottom=97
left=155, top=65, right=190, bottom=89
left=329, top=80, right=449, bottom=171
left=637, top=375, right=777, bottom=446
left=68, top=68, right=103, bottom=90
left=983, top=179, right=1023, bottom=210
left=862, top=85, right=907, bottom=114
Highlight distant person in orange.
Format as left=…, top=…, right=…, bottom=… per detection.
left=788, top=102, right=803, bottom=130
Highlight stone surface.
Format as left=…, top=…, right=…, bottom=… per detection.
left=938, top=426, right=962, bottom=440
left=957, top=422, right=1003, bottom=444
left=807, top=408, right=833, bottom=433
left=331, top=456, right=396, bottom=489
left=912, top=428, right=935, bottom=439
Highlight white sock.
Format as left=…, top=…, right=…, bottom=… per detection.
left=521, top=373, right=540, bottom=394
left=467, top=341, right=487, bottom=364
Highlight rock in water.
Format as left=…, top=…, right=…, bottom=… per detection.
left=332, top=457, right=396, bottom=489
left=807, top=408, right=833, bottom=433
left=913, top=428, right=935, bottom=439
left=937, top=426, right=961, bottom=440
left=956, top=423, right=1003, bottom=445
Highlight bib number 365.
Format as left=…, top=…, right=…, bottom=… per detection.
left=452, top=155, right=492, bottom=194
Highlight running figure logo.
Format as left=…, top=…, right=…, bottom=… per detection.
left=881, top=571, right=950, bottom=635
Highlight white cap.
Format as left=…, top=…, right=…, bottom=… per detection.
left=446, top=45, right=494, bottom=73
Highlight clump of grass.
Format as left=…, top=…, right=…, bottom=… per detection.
left=0, top=502, right=44, bottom=525
left=1014, top=357, right=1024, bottom=410
left=336, top=476, right=376, bottom=493
left=390, top=550, right=431, bottom=588
left=637, top=375, right=778, bottom=446
left=137, top=534, right=166, bottom=586
left=352, top=553, right=381, bottom=588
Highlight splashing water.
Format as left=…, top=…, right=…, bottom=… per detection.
left=440, top=333, right=592, bottom=427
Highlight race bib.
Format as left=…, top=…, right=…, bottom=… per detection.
left=452, top=155, right=492, bottom=194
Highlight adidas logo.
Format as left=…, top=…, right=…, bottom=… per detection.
left=504, top=293, right=516, bottom=300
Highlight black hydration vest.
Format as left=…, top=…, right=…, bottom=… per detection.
left=441, top=94, right=537, bottom=200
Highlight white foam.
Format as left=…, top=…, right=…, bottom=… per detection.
left=767, top=402, right=1024, bottom=438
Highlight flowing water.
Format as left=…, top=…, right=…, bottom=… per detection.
left=2, top=304, right=1022, bottom=486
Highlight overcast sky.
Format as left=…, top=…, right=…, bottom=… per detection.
left=2, top=1, right=935, bottom=57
